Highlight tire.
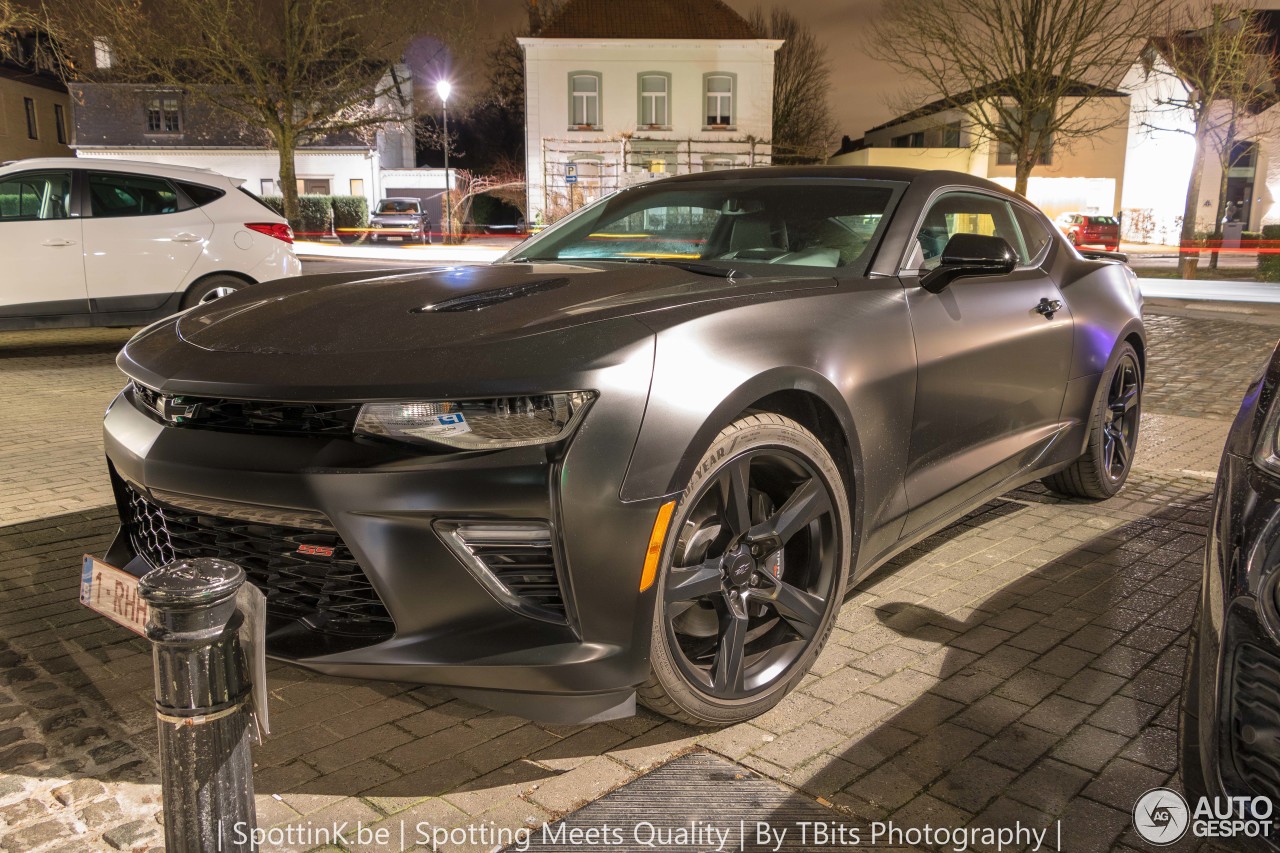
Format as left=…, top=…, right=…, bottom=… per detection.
left=639, top=413, right=852, bottom=726
left=181, top=274, right=247, bottom=309
left=1042, top=341, right=1141, bottom=499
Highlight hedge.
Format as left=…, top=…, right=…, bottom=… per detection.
left=1259, top=225, right=1280, bottom=282
left=260, top=194, right=368, bottom=239
left=331, top=195, right=369, bottom=234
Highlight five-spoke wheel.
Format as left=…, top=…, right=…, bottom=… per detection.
left=1042, top=341, right=1142, bottom=499
left=641, top=414, right=850, bottom=725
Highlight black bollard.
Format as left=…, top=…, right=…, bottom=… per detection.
left=139, top=557, right=257, bottom=853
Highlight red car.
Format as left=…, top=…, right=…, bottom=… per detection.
left=1056, top=212, right=1120, bottom=252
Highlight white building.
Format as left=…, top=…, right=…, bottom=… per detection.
left=68, top=67, right=416, bottom=212
left=519, top=0, right=781, bottom=224
left=1119, top=15, right=1280, bottom=243
left=829, top=82, right=1131, bottom=224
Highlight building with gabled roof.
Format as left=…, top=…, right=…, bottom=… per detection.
left=520, top=0, right=781, bottom=223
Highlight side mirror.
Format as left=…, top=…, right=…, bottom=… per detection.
left=920, top=233, right=1019, bottom=293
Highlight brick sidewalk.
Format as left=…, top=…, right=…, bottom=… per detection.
left=0, top=309, right=1272, bottom=853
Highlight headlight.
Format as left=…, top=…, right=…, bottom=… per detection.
left=354, top=392, right=595, bottom=449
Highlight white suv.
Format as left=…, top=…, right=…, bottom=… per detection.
left=0, top=158, right=301, bottom=330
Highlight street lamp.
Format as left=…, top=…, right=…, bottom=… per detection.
left=437, top=79, right=452, bottom=244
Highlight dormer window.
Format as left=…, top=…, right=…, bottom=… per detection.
left=638, top=73, right=670, bottom=127
left=146, top=95, right=182, bottom=134
left=569, top=72, right=601, bottom=129
left=704, top=74, right=735, bottom=128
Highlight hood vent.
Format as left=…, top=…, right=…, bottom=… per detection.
left=416, top=277, right=570, bottom=313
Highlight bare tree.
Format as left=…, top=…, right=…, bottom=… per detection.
left=1138, top=0, right=1278, bottom=278
left=51, top=0, right=469, bottom=224
left=868, top=0, right=1161, bottom=197
left=748, top=7, right=836, bottom=163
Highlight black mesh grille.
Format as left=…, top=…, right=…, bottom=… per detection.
left=1231, top=643, right=1280, bottom=800
left=470, top=539, right=565, bottom=619
left=124, top=485, right=394, bottom=640
left=132, top=383, right=358, bottom=436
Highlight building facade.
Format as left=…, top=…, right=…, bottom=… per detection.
left=1118, top=30, right=1280, bottom=244
left=67, top=70, right=415, bottom=211
left=829, top=86, right=1130, bottom=224
left=0, top=33, right=73, bottom=162
left=520, top=0, right=780, bottom=224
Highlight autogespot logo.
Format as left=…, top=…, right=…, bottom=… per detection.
left=1134, top=787, right=1190, bottom=845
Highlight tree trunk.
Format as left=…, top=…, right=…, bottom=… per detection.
left=1179, top=133, right=1208, bottom=280
left=1014, top=158, right=1033, bottom=198
left=1209, top=160, right=1230, bottom=271
left=276, top=132, right=300, bottom=230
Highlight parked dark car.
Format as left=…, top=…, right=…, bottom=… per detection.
left=100, top=167, right=1145, bottom=725
left=368, top=196, right=432, bottom=244
left=1055, top=212, right=1120, bottom=252
left=1182, top=340, right=1280, bottom=845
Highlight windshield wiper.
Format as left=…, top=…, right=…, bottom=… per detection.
left=617, top=258, right=745, bottom=278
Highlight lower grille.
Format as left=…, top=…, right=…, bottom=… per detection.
left=437, top=522, right=567, bottom=623
left=1231, top=643, right=1280, bottom=800
left=124, top=485, right=394, bottom=640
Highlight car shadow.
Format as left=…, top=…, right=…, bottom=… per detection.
left=758, top=476, right=1219, bottom=853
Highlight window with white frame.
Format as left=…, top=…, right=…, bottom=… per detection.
left=639, top=74, right=669, bottom=127
left=146, top=95, right=181, bottom=133
left=569, top=73, right=601, bottom=128
left=704, top=74, right=734, bottom=127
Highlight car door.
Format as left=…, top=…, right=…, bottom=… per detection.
left=900, top=190, right=1073, bottom=534
left=0, top=169, right=87, bottom=319
left=81, top=171, right=214, bottom=313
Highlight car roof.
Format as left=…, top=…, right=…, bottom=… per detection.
left=0, top=157, right=241, bottom=186
left=651, top=164, right=1029, bottom=203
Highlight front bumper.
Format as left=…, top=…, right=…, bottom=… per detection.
left=101, top=373, right=666, bottom=722
left=1190, top=447, right=1280, bottom=849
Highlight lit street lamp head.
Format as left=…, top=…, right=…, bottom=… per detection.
left=436, top=79, right=451, bottom=103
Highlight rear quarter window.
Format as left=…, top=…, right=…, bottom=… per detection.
left=1012, top=204, right=1054, bottom=262
left=177, top=182, right=226, bottom=207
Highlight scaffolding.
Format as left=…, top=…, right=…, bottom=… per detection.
left=537, top=135, right=772, bottom=223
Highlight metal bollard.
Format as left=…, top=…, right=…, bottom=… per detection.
left=139, top=558, right=256, bottom=853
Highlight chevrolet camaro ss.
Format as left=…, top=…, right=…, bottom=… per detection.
left=100, top=167, right=1145, bottom=725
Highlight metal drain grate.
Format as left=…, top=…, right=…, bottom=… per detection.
left=516, top=752, right=870, bottom=852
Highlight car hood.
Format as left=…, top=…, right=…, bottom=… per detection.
left=173, top=261, right=835, bottom=356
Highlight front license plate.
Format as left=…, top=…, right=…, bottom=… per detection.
left=80, top=555, right=148, bottom=636
left=387, top=235, right=403, bottom=242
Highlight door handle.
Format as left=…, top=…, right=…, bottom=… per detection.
left=41, top=238, right=76, bottom=247
left=1034, top=297, right=1063, bottom=319
left=171, top=233, right=203, bottom=243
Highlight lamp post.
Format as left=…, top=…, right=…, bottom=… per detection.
left=437, top=79, right=452, bottom=244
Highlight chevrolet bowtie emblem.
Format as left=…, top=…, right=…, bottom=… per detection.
left=153, top=395, right=200, bottom=423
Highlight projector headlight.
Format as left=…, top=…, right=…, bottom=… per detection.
left=354, top=392, right=595, bottom=449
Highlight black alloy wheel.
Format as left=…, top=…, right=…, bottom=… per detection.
left=1042, top=341, right=1142, bottom=499
left=641, top=414, right=850, bottom=725
left=1103, top=354, right=1141, bottom=482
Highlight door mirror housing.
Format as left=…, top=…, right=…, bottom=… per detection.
left=920, top=233, right=1018, bottom=293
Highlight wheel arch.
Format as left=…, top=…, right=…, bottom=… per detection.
left=623, top=368, right=865, bottom=542
left=180, top=270, right=257, bottom=308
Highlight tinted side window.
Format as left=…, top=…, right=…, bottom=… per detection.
left=1012, top=204, right=1053, bottom=262
left=0, top=171, right=72, bottom=221
left=915, top=191, right=1021, bottom=270
left=88, top=172, right=182, bottom=217
left=177, top=182, right=226, bottom=207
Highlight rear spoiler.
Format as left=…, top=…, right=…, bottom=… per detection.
left=1078, top=248, right=1129, bottom=264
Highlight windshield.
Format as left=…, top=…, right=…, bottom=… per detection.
left=378, top=200, right=419, bottom=214
left=504, top=179, right=903, bottom=273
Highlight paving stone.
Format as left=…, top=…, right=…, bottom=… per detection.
left=525, top=755, right=633, bottom=814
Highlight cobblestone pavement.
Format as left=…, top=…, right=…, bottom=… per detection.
left=0, top=306, right=1275, bottom=853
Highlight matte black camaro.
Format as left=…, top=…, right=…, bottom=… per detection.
left=102, top=167, right=1145, bottom=725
